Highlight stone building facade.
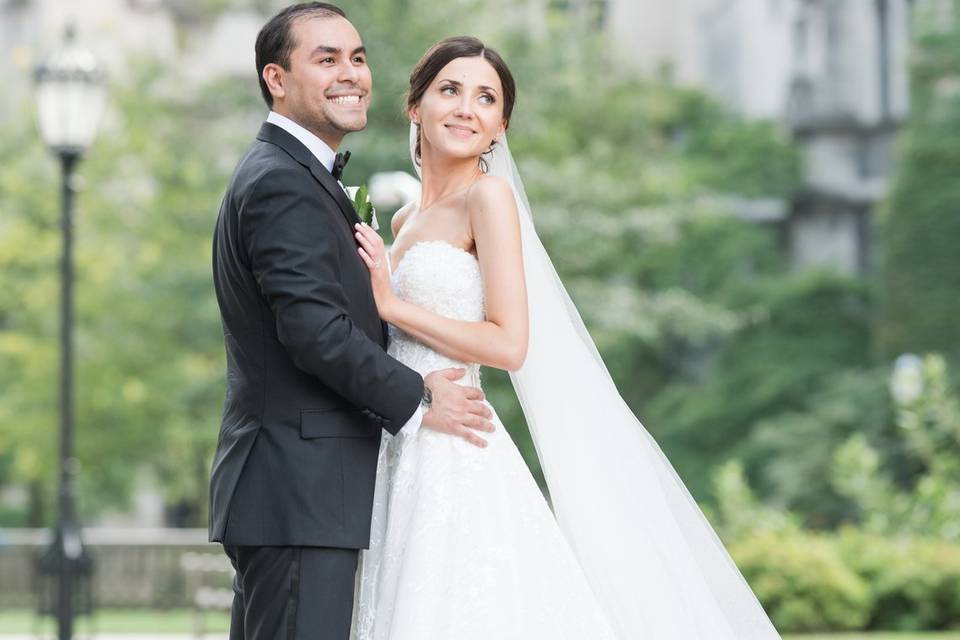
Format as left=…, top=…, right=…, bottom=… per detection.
left=603, top=0, right=914, bottom=274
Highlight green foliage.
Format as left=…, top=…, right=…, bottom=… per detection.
left=714, top=459, right=960, bottom=632
left=710, top=460, right=799, bottom=542
left=0, top=109, right=62, bottom=524
left=745, top=368, right=895, bottom=528
left=878, top=0, right=960, bottom=366
left=732, top=528, right=960, bottom=633
left=722, top=1, right=960, bottom=533
left=839, top=529, right=960, bottom=631
left=648, top=270, right=875, bottom=502
left=896, top=355, right=960, bottom=479
left=832, top=433, right=908, bottom=534
left=730, top=531, right=872, bottom=633
left=832, top=355, right=960, bottom=540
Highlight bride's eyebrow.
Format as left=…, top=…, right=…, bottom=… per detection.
left=438, top=79, right=499, bottom=95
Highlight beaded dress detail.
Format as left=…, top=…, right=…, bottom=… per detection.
left=351, top=240, right=616, bottom=640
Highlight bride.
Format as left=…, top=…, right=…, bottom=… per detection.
left=350, top=36, right=781, bottom=639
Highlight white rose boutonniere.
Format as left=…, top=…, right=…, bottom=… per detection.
left=344, top=184, right=379, bottom=231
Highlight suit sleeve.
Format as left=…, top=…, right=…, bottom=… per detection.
left=241, top=167, right=422, bottom=433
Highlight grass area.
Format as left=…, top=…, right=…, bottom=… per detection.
left=0, top=610, right=957, bottom=638
left=0, top=608, right=230, bottom=634
left=784, top=636, right=960, bottom=640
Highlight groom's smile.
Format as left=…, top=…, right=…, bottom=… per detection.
left=329, top=95, right=362, bottom=105
left=325, top=88, right=368, bottom=110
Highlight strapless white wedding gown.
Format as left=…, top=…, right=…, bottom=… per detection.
left=350, top=240, right=617, bottom=640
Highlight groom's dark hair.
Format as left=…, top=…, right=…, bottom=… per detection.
left=255, top=2, right=347, bottom=108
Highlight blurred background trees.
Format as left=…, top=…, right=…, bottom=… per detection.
left=878, top=0, right=960, bottom=369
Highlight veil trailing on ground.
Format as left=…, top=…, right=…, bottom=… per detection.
left=409, top=126, right=781, bottom=639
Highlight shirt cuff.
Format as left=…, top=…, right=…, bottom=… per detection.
left=399, top=404, right=423, bottom=437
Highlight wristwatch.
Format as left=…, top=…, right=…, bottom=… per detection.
left=420, top=384, right=433, bottom=409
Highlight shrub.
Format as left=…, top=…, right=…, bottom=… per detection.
left=839, top=529, right=960, bottom=630
left=730, top=531, right=871, bottom=632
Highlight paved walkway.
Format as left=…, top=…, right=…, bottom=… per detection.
left=0, top=636, right=226, bottom=639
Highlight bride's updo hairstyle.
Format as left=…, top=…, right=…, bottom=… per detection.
left=406, top=36, right=516, bottom=169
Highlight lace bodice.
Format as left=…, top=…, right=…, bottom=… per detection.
left=387, top=240, right=484, bottom=387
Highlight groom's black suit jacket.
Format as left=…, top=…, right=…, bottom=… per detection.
left=209, top=122, right=423, bottom=549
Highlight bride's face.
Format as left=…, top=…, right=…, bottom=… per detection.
left=411, top=56, right=507, bottom=163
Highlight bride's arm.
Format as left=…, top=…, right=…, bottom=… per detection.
left=355, top=176, right=528, bottom=372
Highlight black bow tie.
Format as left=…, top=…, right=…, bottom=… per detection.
left=331, top=150, right=351, bottom=181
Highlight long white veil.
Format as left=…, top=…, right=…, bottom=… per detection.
left=410, top=126, right=781, bottom=639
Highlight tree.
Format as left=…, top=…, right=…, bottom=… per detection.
left=878, top=0, right=960, bottom=367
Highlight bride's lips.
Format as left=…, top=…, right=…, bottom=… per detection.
left=444, top=124, right=477, bottom=138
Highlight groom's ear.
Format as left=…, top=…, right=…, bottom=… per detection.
left=262, top=63, right=287, bottom=102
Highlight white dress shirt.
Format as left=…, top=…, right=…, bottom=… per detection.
left=265, top=111, right=424, bottom=436
left=266, top=111, right=337, bottom=172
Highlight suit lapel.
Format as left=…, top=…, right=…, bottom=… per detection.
left=307, top=158, right=362, bottom=228
left=256, top=122, right=361, bottom=229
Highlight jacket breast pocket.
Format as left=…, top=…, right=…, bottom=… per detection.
left=300, top=407, right=380, bottom=439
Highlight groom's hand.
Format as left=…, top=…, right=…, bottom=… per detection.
left=422, top=369, right=495, bottom=448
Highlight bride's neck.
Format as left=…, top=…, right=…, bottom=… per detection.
left=418, top=149, right=482, bottom=211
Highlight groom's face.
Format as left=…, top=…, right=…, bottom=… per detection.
left=272, top=15, right=372, bottom=148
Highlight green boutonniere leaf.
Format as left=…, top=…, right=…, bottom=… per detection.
left=352, top=184, right=373, bottom=224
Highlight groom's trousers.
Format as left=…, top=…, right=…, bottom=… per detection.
left=224, top=545, right=359, bottom=640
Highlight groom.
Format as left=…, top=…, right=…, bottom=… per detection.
left=209, top=3, right=494, bottom=638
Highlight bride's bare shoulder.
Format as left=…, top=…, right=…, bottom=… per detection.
left=391, top=201, right=417, bottom=237
left=470, top=174, right=512, bottom=198
left=466, top=176, right=521, bottom=254
left=466, top=175, right=516, bottom=219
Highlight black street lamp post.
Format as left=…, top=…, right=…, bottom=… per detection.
left=33, top=25, right=106, bottom=640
